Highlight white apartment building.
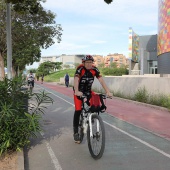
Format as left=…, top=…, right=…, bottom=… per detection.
left=41, top=54, right=85, bottom=69
left=40, top=55, right=60, bottom=63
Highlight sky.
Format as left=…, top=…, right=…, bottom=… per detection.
left=27, top=0, right=158, bottom=68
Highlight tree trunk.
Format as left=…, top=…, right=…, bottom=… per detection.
left=0, top=52, right=5, bottom=80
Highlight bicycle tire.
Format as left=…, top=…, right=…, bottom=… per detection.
left=78, top=114, right=84, bottom=143
left=87, top=114, right=105, bottom=159
left=29, top=84, right=33, bottom=94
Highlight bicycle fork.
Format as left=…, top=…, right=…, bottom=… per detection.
left=89, top=113, right=100, bottom=138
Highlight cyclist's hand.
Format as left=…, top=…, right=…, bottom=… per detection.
left=106, top=91, right=113, bottom=98
left=75, top=91, right=83, bottom=97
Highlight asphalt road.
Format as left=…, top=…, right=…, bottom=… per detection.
left=24, top=83, right=170, bottom=170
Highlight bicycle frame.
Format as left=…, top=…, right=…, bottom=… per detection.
left=81, top=95, right=102, bottom=136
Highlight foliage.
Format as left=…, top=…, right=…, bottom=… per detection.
left=110, top=62, right=117, bottom=68
left=133, top=87, right=149, bottom=103
left=0, top=76, right=53, bottom=155
left=101, top=67, right=128, bottom=76
left=43, top=66, right=128, bottom=82
left=147, top=94, right=170, bottom=109
left=98, top=63, right=105, bottom=69
left=63, top=64, right=70, bottom=69
left=44, top=69, right=75, bottom=82
left=27, top=68, right=37, bottom=73
left=5, top=0, right=45, bottom=14
left=0, top=1, right=62, bottom=73
left=36, top=61, right=62, bottom=76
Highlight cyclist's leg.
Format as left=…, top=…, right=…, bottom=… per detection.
left=73, top=95, right=82, bottom=143
left=32, top=81, right=34, bottom=88
left=73, top=110, right=81, bottom=133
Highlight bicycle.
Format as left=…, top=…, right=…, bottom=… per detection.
left=28, top=80, right=33, bottom=93
left=78, top=93, right=108, bottom=159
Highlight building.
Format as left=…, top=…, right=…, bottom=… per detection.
left=128, top=0, right=170, bottom=75
left=41, top=54, right=85, bottom=69
left=40, top=55, right=60, bottom=63
left=128, top=28, right=157, bottom=75
left=93, top=55, right=104, bottom=66
left=60, top=54, right=85, bottom=68
left=104, top=53, right=128, bottom=68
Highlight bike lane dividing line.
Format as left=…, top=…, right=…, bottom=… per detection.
left=40, top=131, right=62, bottom=170
left=37, top=85, right=170, bottom=160
left=104, top=121, right=170, bottom=159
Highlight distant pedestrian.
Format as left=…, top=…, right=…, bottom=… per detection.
left=41, top=74, right=44, bottom=84
left=64, top=73, right=69, bottom=87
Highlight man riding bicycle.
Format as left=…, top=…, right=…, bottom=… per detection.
left=73, top=55, right=112, bottom=143
left=26, top=70, right=35, bottom=88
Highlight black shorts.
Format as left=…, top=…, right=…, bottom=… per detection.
left=28, top=80, right=34, bottom=87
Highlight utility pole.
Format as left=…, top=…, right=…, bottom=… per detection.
left=6, top=3, right=12, bottom=79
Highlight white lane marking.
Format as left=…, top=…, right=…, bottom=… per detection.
left=104, top=121, right=170, bottom=159
left=36, top=84, right=74, bottom=106
left=37, top=84, right=170, bottom=159
left=41, top=132, right=62, bottom=170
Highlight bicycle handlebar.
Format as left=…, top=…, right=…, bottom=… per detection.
left=81, top=93, right=112, bottom=100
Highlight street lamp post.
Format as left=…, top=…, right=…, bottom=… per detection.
left=6, top=3, right=12, bottom=79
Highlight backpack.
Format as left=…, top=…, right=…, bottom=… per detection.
left=89, top=94, right=107, bottom=113
left=65, top=74, right=69, bottom=81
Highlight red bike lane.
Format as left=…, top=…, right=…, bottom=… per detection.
left=37, top=81, right=170, bottom=141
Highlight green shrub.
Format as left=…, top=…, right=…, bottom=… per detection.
left=133, top=87, right=149, bottom=103
left=146, top=93, right=170, bottom=109
left=101, top=67, right=128, bottom=76
left=0, top=76, right=53, bottom=155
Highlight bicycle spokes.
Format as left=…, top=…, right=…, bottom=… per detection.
left=87, top=114, right=105, bottom=159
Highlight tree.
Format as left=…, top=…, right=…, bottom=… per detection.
left=5, top=0, right=45, bottom=14
left=0, top=1, right=62, bottom=75
left=36, top=61, right=62, bottom=76
left=63, top=64, right=71, bottom=69
left=104, top=0, right=113, bottom=4
left=51, top=62, right=62, bottom=71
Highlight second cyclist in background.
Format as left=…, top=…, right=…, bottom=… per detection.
left=73, top=55, right=112, bottom=143
left=26, top=70, right=35, bottom=89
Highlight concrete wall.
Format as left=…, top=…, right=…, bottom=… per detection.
left=60, top=76, right=170, bottom=96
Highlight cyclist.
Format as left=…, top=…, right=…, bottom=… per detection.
left=73, top=55, right=112, bottom=143
left=26, top=70, right=35, bottom=88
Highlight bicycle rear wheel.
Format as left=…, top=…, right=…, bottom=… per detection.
left=87, top=114, right=105, bottom=159
left=78, top=114, right=84, bottom=143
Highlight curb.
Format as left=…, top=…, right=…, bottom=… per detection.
left=112, top=96, right=170, bottom=112
left=17, top=150, right=24, bottom=170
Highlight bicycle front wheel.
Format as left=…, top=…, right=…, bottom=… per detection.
left=87, top=114, right=105, bottom=159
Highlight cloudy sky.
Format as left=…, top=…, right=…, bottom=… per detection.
left=41, top=0, right=158, bottom=57
left=28, top=0, right=158, bottom=68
